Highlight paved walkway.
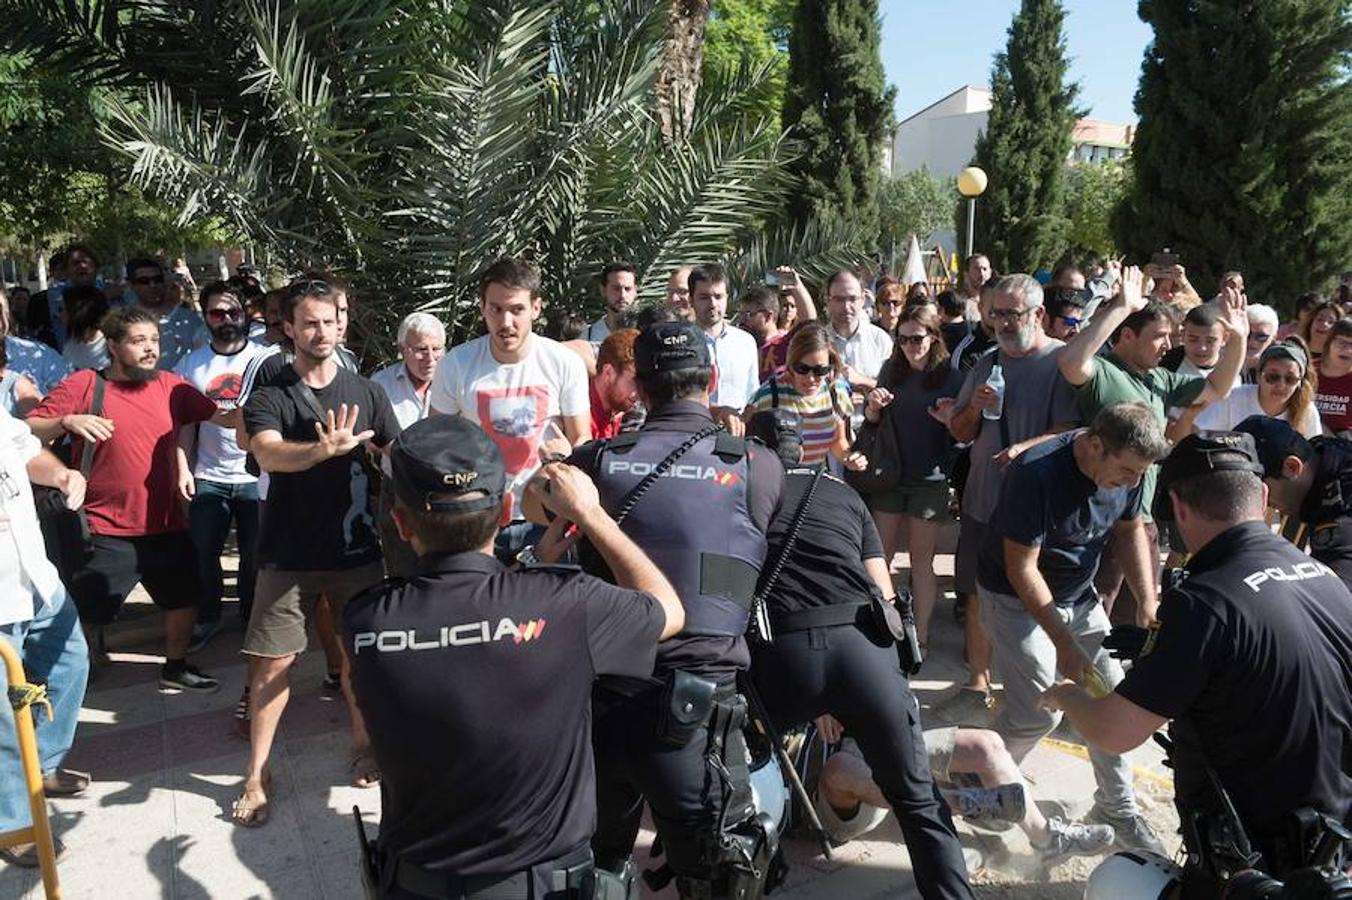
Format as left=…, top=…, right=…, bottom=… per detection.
left=2, top=547, right=1180, bottom=899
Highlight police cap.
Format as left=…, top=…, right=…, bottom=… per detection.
left=746, top=408, right=803, bottom=466
left=1153, top=430, right=1265, bottom=522
left=634, top=321, right=711, bottom=375
left=1232, top=414, right=1314, bottom=478
left=390, top=416, right=505, bottom=513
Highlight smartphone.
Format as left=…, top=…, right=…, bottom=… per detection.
left=764, top=271, right=780, bottom=288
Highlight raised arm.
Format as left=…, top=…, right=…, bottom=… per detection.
left=1059, top=266, right=1148, bottom=387
left=1197, top=285, right=1249, bottom=405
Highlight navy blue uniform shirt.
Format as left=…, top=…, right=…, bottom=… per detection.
left=344, top=551, right=665, bottom=875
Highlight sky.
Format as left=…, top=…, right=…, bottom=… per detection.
left=879, top=1, right=1153, bottom=125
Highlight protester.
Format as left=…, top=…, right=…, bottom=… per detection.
left=1313, top=318, right=1352, bottom=436
left=0, top=288, right=70, bottom=395
left=906, top=280, right=932, bottom=305
left=234, top=280, right=401, bottom=825
left=429, top=257, right=590, bottom=563
left=936, top=289, right=972, bottom=355
left=1044, top=286, right=1089, bottom=341
left=28, top=306, right=221, bottom=691
left=690, top=263, right=759, bottom=433
left=947, top=274, right=1079, bottom=715
left=60, top=285, right=110, bottom=372
left=663, top=265, right=695, bottom=321
left=1194, top=340, right=1320, bottom=438
left=174, top=282, right=272, bottom=648
left=124, top=257, right=208, bottom=371
left=46, top=244, right=104, bottom=349
left=589, top=328, right=640, bottom=440
left=949, top=283, right=998, bottom=372
left=737, top=286, right=785, bottom=380
left=584, top=262, right=638, bottom=345
left=744, top=322, right=858, bottom=468
left=0, top=341, right=40, bottom=416
left=874, top=281, right=905, bottom=336
left=1243, top=303, right=1279, bottom=383
left=1299, top=299, right=1342, bottom=363
left=825, top=270, right=893, bottom=392
left=0, top=407, right=89, bottom=869
left=1277, top=291, right=1321, bottom=341
left=958, top=254, right=991, bottom=318
left=865, top=305, right=964, bottom=645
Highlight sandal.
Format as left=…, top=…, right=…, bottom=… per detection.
left=350, top=751, right=381, bottom=789
left=231, top=783, right=271, bottom=827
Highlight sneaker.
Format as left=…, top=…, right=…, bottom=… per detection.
left=160, top=663, right=220, bottom=694
left=1037, top=815, right=1116, bottom=867
left=1085, top=805, right=1166, bottom=856
left=943, top=782, right=1025, bottom=829
left=187, top=619, right=224, bottom=655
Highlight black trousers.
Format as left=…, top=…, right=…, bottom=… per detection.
left=591, top=680, right=747, bottom=883
left=751, top=624, right=974, bottom=900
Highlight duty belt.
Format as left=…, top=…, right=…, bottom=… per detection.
left=769, top=601, right=870, bottom=633
left=393, top=845, right=592, bottom=900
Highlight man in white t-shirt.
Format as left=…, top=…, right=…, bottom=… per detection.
left=690, top=263, right=759, bottom=435
left=174, top=282, right=272, bottom=650
left=584, top=262, right=639, bottom=345
left=430, top=257, right=590, bottom=562
left=372, top=312, right=446, bottom=576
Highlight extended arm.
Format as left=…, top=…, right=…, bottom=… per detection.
left=1114, top=517, right=1159, bottom=624
left=1041, top=687, right=1166, bottom=755
left=1059, top=266, right=1147, bottom=386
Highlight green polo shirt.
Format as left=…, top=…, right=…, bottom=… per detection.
left=1076, top=352, right=1207, bottom=521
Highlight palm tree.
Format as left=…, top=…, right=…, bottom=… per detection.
left=2, top=0, right=865, bottom=357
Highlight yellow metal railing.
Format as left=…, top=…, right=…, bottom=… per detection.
left=0, top=638, right=61, bottom=898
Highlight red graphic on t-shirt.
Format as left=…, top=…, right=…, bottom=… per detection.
left=476, top=385, right=550, bottom=476
left=205, top=372, right=244, bottom=402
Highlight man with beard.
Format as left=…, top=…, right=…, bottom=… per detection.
left=123, top=257, right=209, bottom=371
left=173, top=282, right=273, bottom=650
left=664, top=266, right=695, bottom=321
left=585, top=262, right=639, bottom=346
left=233, top=280, right=401, bottom=826
left=691, top=264, right=761, bottom=436
left=28, top=306, right=222, bottom=691
left=590, top=328, right=640, bottom=440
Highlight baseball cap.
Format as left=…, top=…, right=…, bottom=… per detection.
left=390, top=417, right=505, bottom=513
left=1153, top=430, right=1265, bottom=522
left=634, top=321, right=711, bottom=375
left=1232, top=415, right=1314, bottom=478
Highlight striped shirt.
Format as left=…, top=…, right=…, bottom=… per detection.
left=746, top=372, right=851, bottom=465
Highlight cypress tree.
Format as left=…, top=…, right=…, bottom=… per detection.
left=1115, top=0, right=1352, bottom=302
left=968, top=0, right=1080, bottom=274
left=782, top=0, right=895, bottom=236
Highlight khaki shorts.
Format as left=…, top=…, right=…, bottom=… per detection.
left=243, top=562, right=386, bottom=658
left=813, top=727, right=959, bottom=843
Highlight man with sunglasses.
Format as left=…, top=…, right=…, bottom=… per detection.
left=1045, top=286, right=1090, bottom=341
left=125, top=257, right=209, bottom=371
left=173, top=282, right=273, bottom=650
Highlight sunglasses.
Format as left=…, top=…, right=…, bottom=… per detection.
left=285, top=278, right=331, bottom=299
left=897, top=334, right=930, bottom=346
left=1059, top=315, right=1083, bottom=328
left=1262, top=371, right=1301, bottom=386
left=132, top=275, right=165, bottom=285
left=791, top=362, right=832, bottom=378
left=206, top=307, right=244, bottom=323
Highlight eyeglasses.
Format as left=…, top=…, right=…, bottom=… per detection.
left=791, top=362, right=832, bottom=377
left=880, top=300, right=905, bottom=308
left=991, top=307, right=1035, bottom=323
left=897, top=334, right=929, bottom=346
left=131, top=275, right=165, bottom=286
left=206, top=307, right=244, bottom=323
left=1249, top=332, right=1273, bottom=342
left=1262, top=372, right=1301, bottom=386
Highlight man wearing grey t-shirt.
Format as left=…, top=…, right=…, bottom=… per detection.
left=944, top=275, right=1080, bottom=714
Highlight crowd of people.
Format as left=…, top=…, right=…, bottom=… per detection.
left=0, top=245, right=1348, bottom=900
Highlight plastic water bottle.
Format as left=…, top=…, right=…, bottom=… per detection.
left=982, top=363, right=1005, bottom=421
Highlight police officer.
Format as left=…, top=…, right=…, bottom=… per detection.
left=742, top=410, right=975, bottom=899
left=1233, top=414, right=1352, bottom=588
left=343, top=415, right=685, bottom=899
left=1043, top=432, right=1352, bottom=898
left=540, top=320, right=785, bottom=899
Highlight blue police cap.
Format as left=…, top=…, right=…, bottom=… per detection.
left=390, top=417, right=505, bottom=513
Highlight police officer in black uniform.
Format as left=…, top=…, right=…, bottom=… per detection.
left=1233, top=414, right=1352, bottom=588
left=1042, top=432, right=1352, bottom=898
left=541, top=320, right=785, bottom=899
left=743, top=410, right=974, bottom=900
left=343, top=415, right=686, bottom=899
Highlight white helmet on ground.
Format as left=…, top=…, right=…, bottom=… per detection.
left=1084, top=850, right=1183, bottom=900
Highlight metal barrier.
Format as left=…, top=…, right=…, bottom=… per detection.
left=0, top=638, right=61, bottom=898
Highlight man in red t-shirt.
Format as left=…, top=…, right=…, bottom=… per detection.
left=29, top=307, right=221, bottom=692
left=1315, top=319, right=1352, bottom=435
left=589, top=328, right=640, bottom=440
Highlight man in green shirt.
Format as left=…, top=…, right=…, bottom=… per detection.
left=1057, top=266, right=1249, bottom=623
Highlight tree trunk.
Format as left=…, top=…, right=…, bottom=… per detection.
left=656, top=0, right=710, bottom=142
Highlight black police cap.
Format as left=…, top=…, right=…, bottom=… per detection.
left=1232, top=414, right=1313, bottom=479
left=390, top=417, right=505, bottom=514
left=634, top=321, right=712, bottom=375
left=746, top=408, right=803, bottom=465
left=1153, top=430, right=1265, bottom=523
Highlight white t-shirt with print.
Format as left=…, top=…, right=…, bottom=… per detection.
left=429, top=334, right=589, bottom=517
left=175, top=341, right=273, bottom=483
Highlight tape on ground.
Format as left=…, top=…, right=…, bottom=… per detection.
left=1039, top=736, right=1174, bottom=791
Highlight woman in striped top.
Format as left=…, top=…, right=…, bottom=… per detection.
left=744, top=322, right=856, bottom=467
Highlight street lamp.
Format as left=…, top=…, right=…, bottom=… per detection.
left=957, top=166, right=988, bottom=259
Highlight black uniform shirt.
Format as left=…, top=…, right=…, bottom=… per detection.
left=1117, top=522, right=1352, bottom=836
left=343, top=552, right=665, bottom=874
left=1301, top=436, right=1352, bottom=587
left=568, top=399, right=784, bottom=679
left=760, top=467, right=884, bottom=613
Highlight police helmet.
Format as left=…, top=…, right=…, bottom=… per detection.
left=1084, top=851, right=1182, bottom=900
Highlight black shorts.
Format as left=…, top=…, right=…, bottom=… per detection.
left=69, top=532, right=203, bottom=625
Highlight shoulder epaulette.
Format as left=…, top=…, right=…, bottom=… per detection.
left=712, top=431, right=747, bottom=462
